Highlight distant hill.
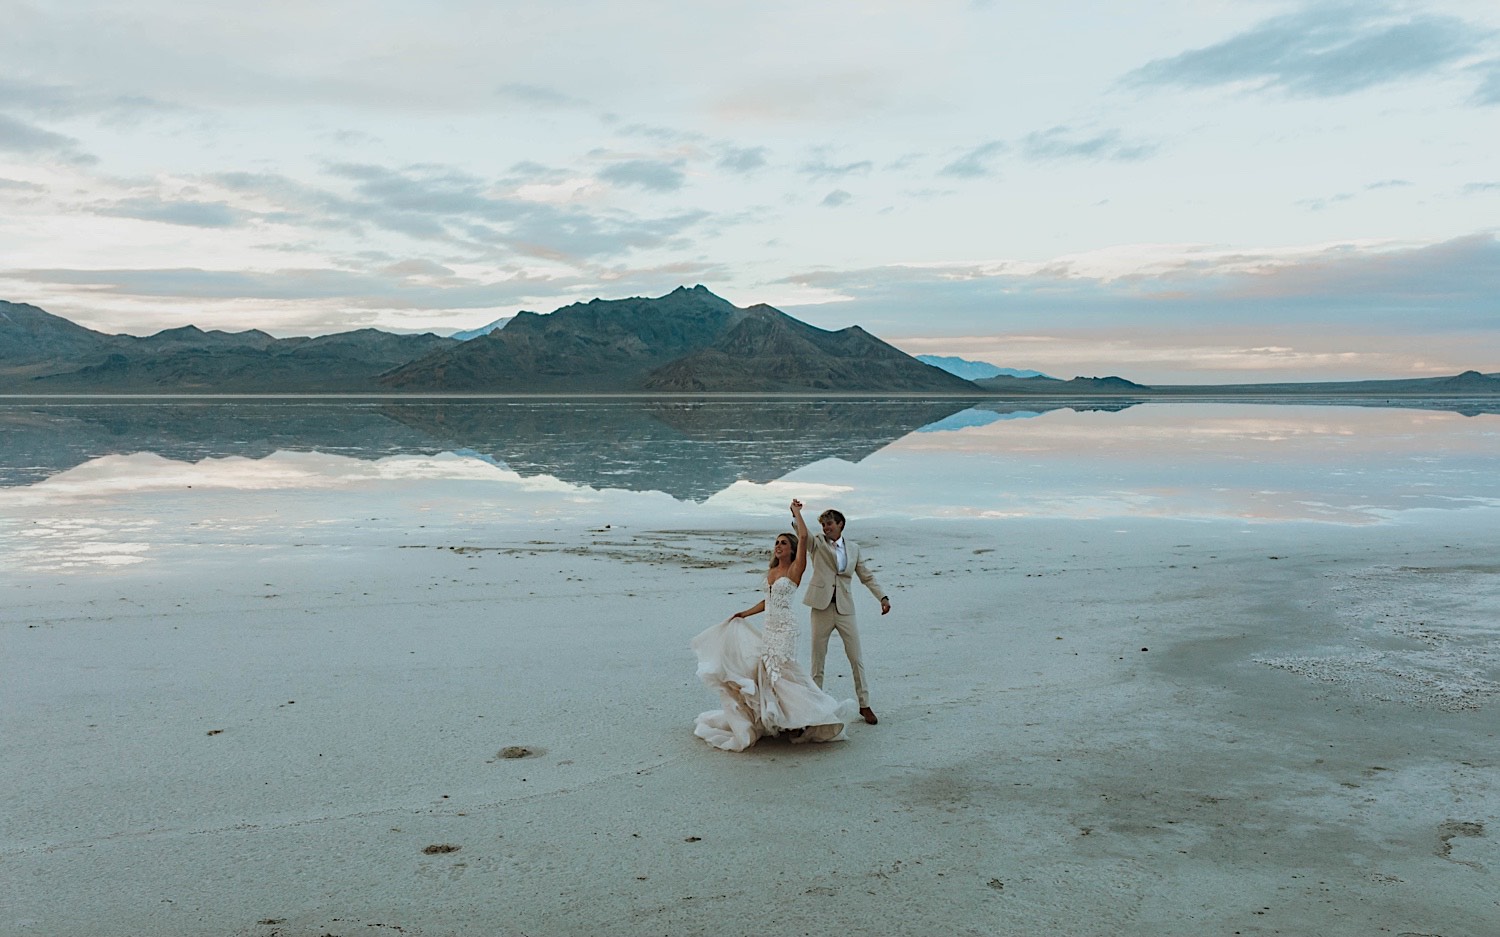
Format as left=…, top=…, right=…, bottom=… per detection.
left=380, top=286, right=746, bottom=392
left=3, top=293, right=1497, bottom=397
left=381, top=286, right=976, bottom=393
left=0, top=300, right=456, bottom=392
left=641, top=304, right=977, bottom=392
left=0, top=300, right=119, bottom=368
left=916, top=355, right=1051, bottom=380
left=969, top=370, right=1500, bottom=397
left=973, top=373, right=1149, bottom=394
left=1, top=287, right=975, bottom=394
left=1148, top=370, right=1500, bottom=395
left=450, top=316, right=513, bottom=341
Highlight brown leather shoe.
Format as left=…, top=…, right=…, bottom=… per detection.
left=860, top=707, right=878, bottom=725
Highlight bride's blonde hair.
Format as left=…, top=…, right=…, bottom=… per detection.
left=769, top=531, right=798, bottom=569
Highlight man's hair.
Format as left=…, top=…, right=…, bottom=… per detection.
left=818, top=509, right=845, bottom=527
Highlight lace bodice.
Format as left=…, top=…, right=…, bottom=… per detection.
left=761, top=577, right=798, bottom=681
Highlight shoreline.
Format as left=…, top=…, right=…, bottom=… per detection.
left=4, top=389, right=1500, bottom=400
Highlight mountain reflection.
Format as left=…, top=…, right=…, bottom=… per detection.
left=0, top=398, right=984, bottom=500
left=7, top=396, right=1497, bottom=501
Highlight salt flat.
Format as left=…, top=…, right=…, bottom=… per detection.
left=4, top=499, right=1497, bottom=936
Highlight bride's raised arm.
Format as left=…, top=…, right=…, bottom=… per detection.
left=790, top=499, right=810, bottom=584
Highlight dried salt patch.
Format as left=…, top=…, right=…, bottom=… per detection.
left=75, top=542, right=149, bottom=555
left=93, top=554, right=150, bottom=567
left=1261, top=564, right=1500, bottom=710
left=1254, top=653, right=1499, bottom=712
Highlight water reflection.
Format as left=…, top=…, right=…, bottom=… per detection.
left=377, top=398, right=979, bottom=500
left=2, top=399, right=1498, bottom=525
left=1, top=398, right=984, bottom=499
left=870, top=403, right=1500, bottom=523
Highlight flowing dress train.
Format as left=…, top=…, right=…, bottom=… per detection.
left=691, top=576, right=855, bottom=751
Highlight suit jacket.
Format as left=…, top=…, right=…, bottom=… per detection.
left=802, top=534, right=884, bottom=613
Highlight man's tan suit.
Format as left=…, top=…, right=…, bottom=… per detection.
left=802, top=534, right=883, bottom=708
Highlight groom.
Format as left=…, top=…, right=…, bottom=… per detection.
left=803, top=507, right=890, bottom=725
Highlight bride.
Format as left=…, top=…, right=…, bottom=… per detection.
left=691, top=499, right=856, bottom=751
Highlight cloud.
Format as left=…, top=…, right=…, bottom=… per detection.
left=778, top=234, right=1500, bottom=335
left=1462, top=181, right=1500, bottom=194
left=821, top=189, right=852, bottom=208
left=213, top=163, right=710, bottom=261
left=778, top=236, right=1500, bottom=381
left=939, top=141, right=1006, bottom=178
left=940, top=129, right=1150, bottom=176
left=0, top=76, right=174, bottom=120
left=1474, top=58, right=1500, bottom=105
left=1020, top=127, right=1156, bottom=163
left=325, top=162, right=490, bottom=215
left=0, top=265, right=572, bottom=311
left=495, top=82, right=588, bottom=109
left=596, top=158, right=687, bottom=192
left=0, top=260, right=742, bottom=335
left=1125, top=6, right=1486, bottom=98
left=0, top=177, right=45, bottom=192
left=1295, top=178, right=1414, bottom=209
left=91, top=196, right=253, bottom=228
left=0, top=113, right=95, bottom=163
left=380, top=259, right=456, bottom=278
left=889, top=331, right=1480, bottom=382
left=502, top=160, right=576, bottom=186
left=617, top=123, right=706, bottom=144
left=324, top=128, right=380, bottom=147
left=717, top=146, right=768, bottom=173
left=1216, top=234, right=1500, bottom=315
left=1295, top=192, right=1356, bottom=211
left=799, top=158, right=874, bottom=180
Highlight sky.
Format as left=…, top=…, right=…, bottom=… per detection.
left=1, top=0, right=1497, bottom=383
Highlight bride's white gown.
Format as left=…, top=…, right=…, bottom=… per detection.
left=691, top=576, right=856, bottom=751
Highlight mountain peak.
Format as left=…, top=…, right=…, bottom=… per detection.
left=149, top=325, right=208, bottom=340
left=640, top=302, right=978, bottom=393
left=0, top=299, right=118, bottom=364
left=0, top=300, right=50, bottom=321
left=662, top=285, right=736, bottom=310
left=381, top=286, right=747, bottom=391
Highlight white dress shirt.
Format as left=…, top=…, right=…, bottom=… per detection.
left=832, top=537, right=847, bottom=573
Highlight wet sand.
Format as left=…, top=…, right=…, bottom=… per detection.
left=3, top=510, right=1498, bottom=936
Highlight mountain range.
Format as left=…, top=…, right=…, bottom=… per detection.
left=0, top=300, right=457, bottom=393
left=914, top=355, right=1051, bottom=380
left=962, top=369, right=1500, bottom=396
left=381, top=286, right=975, bottom=392
left=2, top=289, right=1496, bottom=395
left=1, top=288, right=973, bottom=394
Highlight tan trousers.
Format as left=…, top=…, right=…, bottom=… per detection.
left=810, top=602, right=869, bottom=708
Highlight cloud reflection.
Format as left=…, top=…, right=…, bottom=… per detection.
left=2, top=402, right=1497, bottom=576
left=869, top=403, right=1500, bottom=523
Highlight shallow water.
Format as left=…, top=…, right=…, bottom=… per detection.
left=3, top=397, right=1499, bottom=572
